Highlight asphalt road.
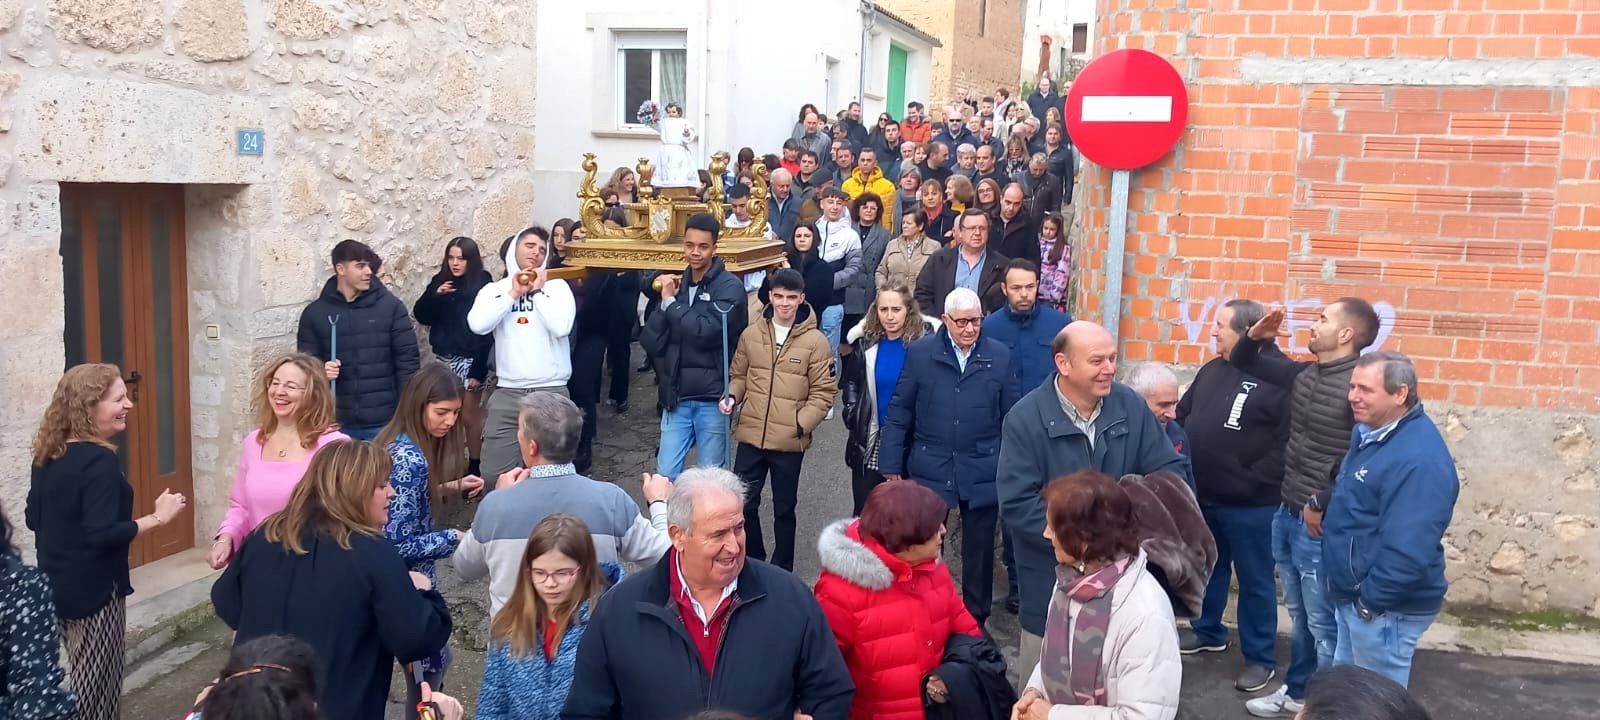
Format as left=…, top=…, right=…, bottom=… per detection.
left=122, top=361, right=1600, bottom=720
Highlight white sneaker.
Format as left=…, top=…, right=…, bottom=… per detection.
left=1245, top=686, right=1304, bottom=718
left=825, top=407, right=834, bottom=420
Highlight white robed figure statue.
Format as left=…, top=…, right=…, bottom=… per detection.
left=653, top=102, right=699, bottom=188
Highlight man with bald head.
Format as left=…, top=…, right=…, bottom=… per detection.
left=997, top=320, right=1188, bottom=674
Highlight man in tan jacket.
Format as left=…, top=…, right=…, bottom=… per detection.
left=720, top=268, right=838, bottom=571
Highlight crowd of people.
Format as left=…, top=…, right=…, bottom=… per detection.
left=1, top=94, right=1456, bottom=720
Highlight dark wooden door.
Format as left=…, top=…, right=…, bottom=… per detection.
left=60, top=184, right=194, bottom=567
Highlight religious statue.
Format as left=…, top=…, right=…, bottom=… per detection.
left=651, top=102, right=700, bottom=188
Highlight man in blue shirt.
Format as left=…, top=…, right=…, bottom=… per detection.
left=1321, top=351, right=1459, bottom=688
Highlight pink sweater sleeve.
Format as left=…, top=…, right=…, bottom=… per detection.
left=216, top=433, right=258, bottom=542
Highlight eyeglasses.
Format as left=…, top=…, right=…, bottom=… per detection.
left=604, top=201, right=620, bottom=207
left=947, top=316, right=982, bottom=328
left=530, top=567, right=579, bottom=584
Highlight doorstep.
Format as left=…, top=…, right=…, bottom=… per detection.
left=125, top=548, right=222, bottom=667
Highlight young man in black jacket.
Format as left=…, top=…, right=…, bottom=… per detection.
left=296, top=240, right=420, bottom=439
left=639, top=213, right=749, bottom=479
left=1176, top=298, right=1292, bottom=694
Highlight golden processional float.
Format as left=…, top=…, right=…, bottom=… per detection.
left=549, top=151, right=786, bottom=279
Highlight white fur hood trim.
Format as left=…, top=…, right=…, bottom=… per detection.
left=817, top=519, right=894, bottom=591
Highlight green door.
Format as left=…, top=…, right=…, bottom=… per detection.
left=887, top=45, right=908, bottom=120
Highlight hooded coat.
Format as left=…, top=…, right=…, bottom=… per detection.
left=296, top=276, right=421, bottom=429
left=842, top=166, right=898, bottom=232
left=728, top=303, right=838, bottom=453
left=814, top=520, right=980, bottom=720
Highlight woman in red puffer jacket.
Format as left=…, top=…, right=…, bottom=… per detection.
left=814, top=480, right=982, bottom=720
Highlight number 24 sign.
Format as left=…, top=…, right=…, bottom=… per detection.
left=237, top=129, right=264, bottom=157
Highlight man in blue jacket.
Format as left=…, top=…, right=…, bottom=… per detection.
left=981, top=258, right=1070, bottom=614
left=1321, top=351, right=1458, bottom=688
left=879, top=287, right=1021, bottom=627
left=997, top=320, right=1187, bottom=678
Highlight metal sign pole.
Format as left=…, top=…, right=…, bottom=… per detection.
left=1100, top=168, right=1131, bottom=348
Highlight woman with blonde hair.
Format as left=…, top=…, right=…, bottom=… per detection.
left=26, top=363, right=188, bottom=720
left=211, top=353, right=346, bottom=569
left=841, top=286, right=941, bottom=514
left=475, top=514, right=622, bottom=720
left=212, top=439, right=453, bottom=720
left=975, top=177, right=1004, bottom=228
left=945, top=174, right=975, bottom=213
left=604, top=167, right=638, bottom=204
left=374, top=362, right=484, bottom=713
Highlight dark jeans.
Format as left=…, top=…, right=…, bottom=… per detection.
left=400, top=649, right=450, bottom=720
left=850, top=463, right=884, bottom=517
left=736, top=443, right=805, bottom=571
left=1193, top=504, right=1279, bottom=669
left=605, top=318, right=632, bottom=404
left=569, top=328, right=613, bottom=471
left=953, top=500, right=998, bottom=625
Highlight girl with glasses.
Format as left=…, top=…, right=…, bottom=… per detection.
left=476, top=514, right=623, bottom=720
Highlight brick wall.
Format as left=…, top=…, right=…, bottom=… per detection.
left=1076, top=0, right=1600, bottom=613
left=879, top=0, right=1024, bottom=109
left=1078, top=0, right=1600, bottom=412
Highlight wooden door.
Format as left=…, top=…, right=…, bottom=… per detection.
left=59, top=184, right=194, bottom=567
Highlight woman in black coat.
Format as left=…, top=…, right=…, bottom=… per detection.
left=760, top=223, right=835, bottom=315
left=27, top=364, right=188, bottom=720
left=839, top=286, right=940, bottom=515
left=413, top=236, right=493, bottom=475
left=212, top=439, right=452, bottom=720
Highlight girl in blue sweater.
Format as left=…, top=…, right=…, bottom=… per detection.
left=376, top=362, right=486, bottom=716
left=476, top=514, right=621, bottom=720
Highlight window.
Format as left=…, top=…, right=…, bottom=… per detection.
left=1072, top=23, right=1088, bottom=53
left=979, top=0, right=988, bottom=36
left=615, top=32, right=687, bottom=128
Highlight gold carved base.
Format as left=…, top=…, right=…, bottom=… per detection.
left=568, top=150, right=786, bottom=275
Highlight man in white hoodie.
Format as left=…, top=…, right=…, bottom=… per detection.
left=469, top=226, right=577, bottom=480
left=814, top=188, right=862, bottom=396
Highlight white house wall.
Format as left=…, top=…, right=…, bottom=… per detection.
left=1019, top=0, right=1096, bottom=83
left=534, top=0, right=932, bottom=220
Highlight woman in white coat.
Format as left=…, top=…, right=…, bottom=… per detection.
left=1015, top=470, right=1181, bottom=720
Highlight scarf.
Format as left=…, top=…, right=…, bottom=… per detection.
left=1040, top=555, right=1132, bottom=706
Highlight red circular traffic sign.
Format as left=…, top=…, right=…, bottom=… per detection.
left=1065, top=49, right=1189, bottom=170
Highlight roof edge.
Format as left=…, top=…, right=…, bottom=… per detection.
left=864, top=2, right=943, bottom=48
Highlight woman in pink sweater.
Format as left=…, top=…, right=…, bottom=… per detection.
left=209, top=354, right=347, bottom=568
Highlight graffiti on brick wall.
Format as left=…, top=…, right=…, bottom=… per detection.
left=1178, top=297, right=1397, bottom=353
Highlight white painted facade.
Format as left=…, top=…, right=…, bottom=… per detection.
left=1020, top=0, right=1096, bottom=83
left=533, top=0, right=936, bottom=217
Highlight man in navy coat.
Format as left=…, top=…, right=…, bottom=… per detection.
left=879, top=287, right=1021, bottom=627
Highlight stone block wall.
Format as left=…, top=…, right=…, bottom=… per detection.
left=0, top=0, right=538, bottom=555
left=879, top=0, right=1025, bottom=110
left=1074, top=0, right=1600, bottom=615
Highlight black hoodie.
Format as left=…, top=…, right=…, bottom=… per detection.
left=297, top=277, right=421, bottom=429
left=412, top=270, right=493, bottom=380
left=759, top=241, right=835, bottom=313
left=1176, top=342, right=1293, bottom=507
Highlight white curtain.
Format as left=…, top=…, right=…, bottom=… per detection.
left=660, top=49, right=687, bottom=107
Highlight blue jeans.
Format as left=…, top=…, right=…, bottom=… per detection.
left=342, top=424, right=384, bottom=441
left=1193, top=504, right=1279, bottom=669
left=1275, top=506, right=1337, bottom=699
left=657, top=400, right=730, bottom=478
left=1333, top=603, right=1435, bottom=688
left=819, top=304, right=843, bottom=373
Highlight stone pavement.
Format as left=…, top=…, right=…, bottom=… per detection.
left=122, top=361, right=1600, bottom=719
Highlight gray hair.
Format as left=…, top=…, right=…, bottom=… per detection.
left=516, top=391, right=582, bottom=464
left=1029, top=152, right=1049, bottom=167
left=956, top=143, right=976, bottom=156
left=944, top=287, right=982, bottom=315
left=1355, top=351, right=1420, bottom=408
left=667, top=467, right=748, bottom=534
left=1223, top=299, right=1267, bottom=335
left=769, top=168, right=792, bottom=183
left=1124, top=362, right=1180, bottom=398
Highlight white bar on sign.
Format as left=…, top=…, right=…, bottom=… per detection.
left=1081, top=95, right=1173, bottom=123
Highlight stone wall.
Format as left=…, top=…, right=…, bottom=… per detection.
left=0, top=0, right=538, bottom=556
left=1077, top=0, right=1600, bottom=614
left=878, top=0, right=1024, bottom=110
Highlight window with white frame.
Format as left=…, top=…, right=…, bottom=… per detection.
left=615, top=31, right=688, bottom=128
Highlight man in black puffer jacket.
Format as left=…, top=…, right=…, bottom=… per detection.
left=1232, top=297, right=1383, bottom=718
left=639, top=213, right=749, bottom=479
left=297, top=240, right=420, bottom=439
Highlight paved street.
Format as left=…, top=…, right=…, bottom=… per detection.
left=122, top=359, right=1600, bottom=720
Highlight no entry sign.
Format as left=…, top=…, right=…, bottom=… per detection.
left=1066, top=49, right=1189, bottom=170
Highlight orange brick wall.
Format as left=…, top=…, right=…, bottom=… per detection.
left=1078, top=0, right=1600, bottom=412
